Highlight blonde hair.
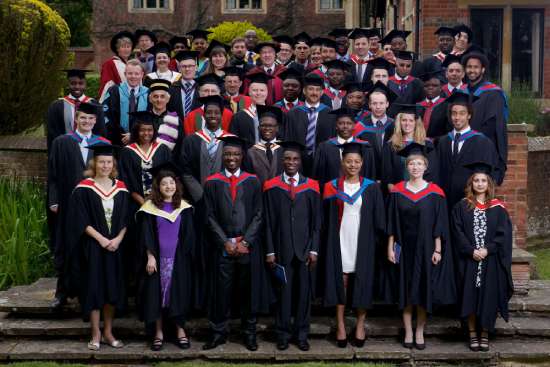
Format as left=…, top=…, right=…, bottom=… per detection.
left=116, top=37, right=133, bottom=51
left=405, top=153, right=429, bottom=169
left=126, top=58, right=144, bottom=71
left=84, top=156, right=118, bottom=179
left=390, top=112, right=426, bottom=151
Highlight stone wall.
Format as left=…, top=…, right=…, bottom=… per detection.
left=527, top=136, right=550, bottom=238
left=0, top=137, right=47, bottom=182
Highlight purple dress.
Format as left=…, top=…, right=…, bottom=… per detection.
left=156, top=202, right=181, bottom=307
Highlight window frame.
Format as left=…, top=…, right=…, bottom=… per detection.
left=128, top=0, right=174, bottom=13
left=222, top=0, right=267, bottom=14
left=317, top=0, right=344, bottom=13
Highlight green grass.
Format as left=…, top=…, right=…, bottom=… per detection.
left=532, top=247, right=550, bottom=280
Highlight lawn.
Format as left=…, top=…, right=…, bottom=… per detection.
left=532, top=247, right=550, bottom=280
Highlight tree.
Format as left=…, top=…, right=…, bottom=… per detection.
left=207, top=21, right=271, bottom=45
left=0, top=0, right=70, bottom=135
left=44, top=0, right=92, bottom=47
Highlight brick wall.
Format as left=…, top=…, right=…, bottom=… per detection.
left=527, top=136, right=550, bottom=238
left=0, top=137, right=47, bottom=182
left=544, top=5, right=550, bottom=98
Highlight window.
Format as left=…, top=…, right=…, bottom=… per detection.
left=224, top=0, right=263, bottom=11
left=512, top=9, right=544, bottom=95
left=319, top=0, right=343, bottom=10
left=471, top=8, right=503, bottom=83
left=130, top=0, right=173, bottom=12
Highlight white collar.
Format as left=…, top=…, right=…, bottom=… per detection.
left=371, top=114, right=388, bottom=124
left=305, top=101, right=320, bottom=109
left=225, top=168, right=241, bottom=178
left=203, top=127, right=222, bottom=137
left=283, top=171, right=299, bottom=183
left=426, top=96, right=441, bottom=104
left=69, top=94, right=86, bottom=101
left=260, top=138, right=277, bottom=145
left=337, top=136, right=353, bottom=144
left=394, top=74, right=410, bottom=81
left=75, top=130, right=92, bottom=139
left=263, top=65, right=275, bottom=72
left=283, top=98, right=300, bottom=105
left=453, top=126, right=471, bottom=135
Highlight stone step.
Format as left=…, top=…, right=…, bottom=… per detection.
left=1, top=337, right=549, bottom=364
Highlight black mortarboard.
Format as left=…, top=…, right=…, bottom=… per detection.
left=370, top=28, right=382, bottom=38
left=257, top=105, right=283, bottom=123
left=328, top=28, right=351, bottom=38
left=293, top=32, right=312, bottom=44
left=278, top=68, right=303, bottom=83
left=463, top=161, right=493, bottom=175
left=380, top=30, right=411, bottom=45
left=339, top=142, right=365, bottom=156
left=204, top=40, right=230, bottom=58
left=366, top=81, right=399, bottom=104
left=186, top=29, right=212, bottom=40
left=129, top=111, right=155, bottom=125
left=217, top=135, right=247, bottom=149
left=394, top=50, right=416, bottom=61
left=329, top=107, right=357, bottom=119
left=87, top=144, right=119, bottom=157
left=245, top=70, right=274, bottom=85
left=147, top=41, right=171, bottom=57
left=110, top=30, right=135, bottom=54
left=441, top=54, right=462, bottom=68
left=397, top=142, right=431, bottom=158
left=303, top=73, right=325, bottom=87
left=63, top=69, right=91, bottom=79
left=454, top=24, right=473, bottom=42
left=348, top=28, right=372, bottom=40
left=418, top=69, right=445, bottom=83
left=278, top=140, right=306, bottom=152
left=434, top=26, right=458, bottom=37
left=308, top=37, right=324, bottom=47
left=368, top=57, right=394, bottom=71
left=169, top=35, right=189, bottom=49
left=146, top=79, right=171, bottom=92
left=254, top=42, right=280, bottom=53
left=174, top=50, right=199, bottom=62
left=198, top=95, right=225, bottom=109
left=393, top=103, right=424, bottom=118
left=77, top=102, right=101, bottom=116
left=273, top=35, right=296, bottom=47
left=149, top=161, right=181, bottom=177
left=324, top=59, right=351, bottom=71
left=221, top=66, right=245, bottom=80
left=445, top=91, right=478, bottom=106
left=196, top=73, right=223, bottom=87
left=134, top=29, right=157, bottom=43
left=343, top=82, right=365, bottom=94
left=318, top=37, right=337, bottom=49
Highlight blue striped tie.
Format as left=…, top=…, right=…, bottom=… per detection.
left=306, top=107, right=317, bottom=153
left=183, top=82, right=192, bottom=116
left=207, top=132, right=217, bottom=157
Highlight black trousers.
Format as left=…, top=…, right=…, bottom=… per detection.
left=209, top=254, right=256, bottom=337
left=276, top=256, right=311, bottom=342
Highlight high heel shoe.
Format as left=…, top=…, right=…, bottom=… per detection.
left=336, top=337, right=348, bottom=348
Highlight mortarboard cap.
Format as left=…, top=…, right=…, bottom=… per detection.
left=146, top=78, right=171, bottom=92
left=217, top=135, right=248, bottom=149
left=257, top=105, right=283, bottom=123
left=434, top=26, right=458, bottom=37
left=254, top=42, right=280, bottom=53
left=293, top=32, right=312, bottom=44
left=110, top=30, right=135, bottom=54
left=348, top=28, right=372, bottom=40
left=454, top=24, right=473, bottom=42
left=186, top=29, right=212, bottom=40
left=328, top=28, right=351, bottom=38
left=134, top=29, right=158, bottom=43
left=369, top=57, right=394, bottom=71
left=174, top=50, right=199, bottom=62
left=394, top=50, right=416, bottom=61
left=418, top=69, right=446, bottom=83
left=366, top=81, right=399, bottom=104
left=273, top=35, right=296, bottom=47
left=278, top=140, right=306, bottom=152
left=196, top=73, right=223, bottom=87
left=87, top=143, right=120, bottom=157
left=343, top=82, right=365, bottom=94
left=441, top=54, right=463, bottom=68
left=329, top=107, right=357, bottom=119
left=445, top=90, right=478, bottom=106
left=303, top=73, right=325, bottom=87
left=221, top=66, right=245, bottom=80
left=319, top=37, right=337, bottom=49
left=397, top=142, right=432, bottom=158
left=380, top=30, right=411, bottom=45
left=204, top=40, right=230, bottom=58
left=148, top=161, right=181, bottom=178
left=324, top=59, right=351, bottom=71
left=393, top=103, right=424, bottom=118
left=169, top=35, right=190, bottom=49
left=198, top=95, right=225, bottom=109
left=129, top=111, right=156, bottom=125
left=278, top=68, right=303, bottom=83
left=77, top=102, right=101, bottom=116
left=463, top=161, right=493, bottom=175
left=63, top=69, right=91, bottom=79
left=146, top=41, right=171, bottom=57
left=245, top=70, right=274, bottom=85
left=339, top=141, right=367, bottom=156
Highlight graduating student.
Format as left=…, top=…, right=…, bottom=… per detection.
left=47, top=69, right=105, bottom=151
left=203, top=40, right=231, bottom=78
left=137, top=163, right=196, bottom=351
left=47, top=102, right=111, bottom=310
left=422, top=27, right=457, bottom=78
left=322, top=142, right=386, bottom=348
left=263, top=141, right=321, bottom=351
left=451, top=162, right=513, bottom=352
left=313, top=108, right=376, bottom=186
left=244, top=105, right=284, bottom=184
left=385, top=143, right=456, bottom=350
left=441, top=54, right=467, bottom=97
left=321, top=60, right=349, bottom=110
left=229, top=71, right=271, bottom=143
left=186, top=29, right=212, bottom=77
left=135, top=29, right=157, bottom=74
left=244, top=42, right=287, bottom=105
left=434, top=92, right=500, bottom=211
left=167, top=50, right=201, bottom=119
left=202, top=136, right=269, bottom=352
left=362, top=57, right=394, bottom=91
left=102, top=59, right=149, bottom=146
left=145, top=42, right=182, bottom=84
left=284, top=73, right=337, bottom=176
left=221, top=66, right=252, bottom=114
left=329, top=28, right=352, bottom=62
left=348, top=28, right=377, bottom=85
left=289, top=32, right=312, bottom=70
left=273, top=68, right=305, bottom=113
left=463, top=51, right=508, bottom=184
left=381, top=104, right=436, bottom=192
left=98, top=31, right=134, bottom=102
left=416, top=69, right=447, bottom=132
left=273, top=35, right=295, bottom=67
left=452, top=24, right=473, bottom=56
left=387, top=50, right=424, bottom=117
left=306, top=38, right=337, bottom=81
left=168, top=36, right=190, bottom=71
left=342, top=82, right=369, bottom=123
left=379, top=29, right=422, bottom=76
left=64, top=144, right=129, bottom=351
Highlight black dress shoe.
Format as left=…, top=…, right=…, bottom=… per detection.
left=353, top=337, right=365, bottom=348
left=414, top=341, right=426, bottom=350
left=297, top=339, right=310, bottom=351
left=336, top=338, right=348, bottom=348
left=50, top=296, right=66, bottom=311
left=244, top=335, right=258, bottom=351
left=402, top=340, right=414, bottom=349
left=276, top=339, right=289, bottom=350
left=202, top=335, right=226, bottom=350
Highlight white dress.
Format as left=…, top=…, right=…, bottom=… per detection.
left=339, top=181, right=362, bottom=273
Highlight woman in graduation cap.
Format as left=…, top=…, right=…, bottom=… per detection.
left=136, top=162, right=196, bottom=351
left=145, top=42, right=182, bottom=84
left=64, top=144, right=130, bottom=351
left=186, top=29, right=213, bottom=77
left=99, top=31, right=135, bottom=102
left=321, top=142, right=386, bottom=348
left=204, top=40, right=230, bottom=78
left=381, top=103, right=437, bottom=193
left=451, top=162, right=513, bottom=352
left=384, top=142, right=456, bottom=350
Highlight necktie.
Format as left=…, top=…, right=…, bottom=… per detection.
left=252, top=112, right=260, bottom=143
left=129, top=88, right=136, bottom=113
left=376, top=120, right=384, bottom=149
left=207, top=132, right=217, bottom=157
left=357, top=64, right=364, bottom=81
left=229, top=175, right=238, bottom=203
left=288, top=177, right=296, bottom=200
left=306, top=107, right=317, bottom=153
left=286, top=102, right=294, bottom=110
left=265, top=142, right=273, bottom=163
left=453, top=133, right=461, bottom=158
left=183, top=82, right=193, bottom=116
left=247, top=52, right=254, bottom=65
left=267, top=68, right=272, bottom=75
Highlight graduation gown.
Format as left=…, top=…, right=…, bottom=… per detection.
left=313, top=137, right=376, bottom=186
left=224, top=94, right=252, bottom=114
left=387, top=76, right=424, bottom=118
left=98, top=56, right=126, bottom=102
left=136, top=200, right=196, bottom=328
left=322, top=178, right=385, bottom=308
left=442, top=83, right=467, bottom=98
left=384, top=182, right=456, bottom=312
left=229, top=106, right=265, bottom=144
left=46, top=95, right=106, bottom=151
left=182, top=106, right=233, bottom=137
left=451, top=199, right=514, bottom=331
left=274, top=99, right=305, bottom=114
left=321, top=88, right=346, bottom=110
left=468, top=82, right=509, bottom=184
left=422, top=53, right=447, bottom=81
left=167, top=80, right=202, bottom=119
left=64, top=179, right=130, bottom=319
left=243, top=65, right=286, bottom=105
left=243, top=142, right=284, bottom=184
left=418, top=96, right=447, bottom=132
left=435, top=131, right=499, bottom=210
left=352, top=116, right=395, bottom=179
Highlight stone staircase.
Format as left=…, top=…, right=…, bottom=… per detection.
left=1, top=278, right=550, bottom=365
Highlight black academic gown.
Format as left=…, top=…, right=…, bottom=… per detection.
left=435, top=131, right=500, bottom=211
left=387, top=77, right=425, bottom=118
left=167, top=80, right=201, bottom=119
left=451, top=199, right=514, bottom=332
left=64, top=179, right=130, bottom=319
left=383, top=182, right=456, bottom=312
left=136, top=201, right=196, bottom=329
left=243, top=142, right=284, bottom=185
left=263, top=174, right=321, bottom=341
left=229, top=108, right=262, bottom=144
left=312, top=137, right=376, bottom=186
left=322, top=178, right=385, bottom=308
left=353, top=116, right=395, bottom=180
left=425, top=100, right=452, bottom=140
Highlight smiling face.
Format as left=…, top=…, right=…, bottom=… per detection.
left=125, top=64, right=144, bottom=87
left=399, top=113, right=416, bottom=136
left=260, top=46, right=276, bottom=67
left=211, top=51, right=227, bottom=69
left=472, top=173, right=489, bottom=195
left=342, top=152, right=363, bottom=177
left=159, top=175, right=177, bottom=201
left=94, top=155, right=114, bottom=179
left=303, top=85, right=322, bottom=104
left=75, top=111, right=97, bottom=134
left=336, top=116, right=355, bottom=140
left=249, top=82, right=268, bottom=105
left=406, top=156, right=427, bottom=180
left=204, top=104, right=222, bottom=131
left=179, top=59, right=197, bottom=80
left=259, top=116, right=278, bottom=141
left=277, top=42, right=293, bottom=63
left=465, top=58, right=485, bottom=83
left=450, top=104, right=471, bottom=131
left=353, top=37, right=369, bottom=57
left=155, top=52, right=170, bottom=70
left=149, top=90, right=170, bottom=111
left=137, top=123, right=155, bottom=145
left=68, top=76, right=86, bottom=98
left=283, top=149, right=301, bottom=176
left=346, top=91, right=365, bottom=110
left=192, top=38, right=208, bottom=55
left=223, top=145, right=243, bottom=172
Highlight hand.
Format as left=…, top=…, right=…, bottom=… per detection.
left=235, top=241, right=250, bottom=255
left=306, top=253, right=318, bottom=268
left=432, top=251, right=442, bottom=265
left=98, top=236, right=111, bottom=249
left=478, top=248, right=488, bottom=259
left=146, top=255, right=157, bottom=275
left=266, top=254, right=276, bottom=268
left=472, top=250, right=483, bottom=262
left=49, top=205, right=58, bottom=214
left=224, top=241, right=237, bottom=257
left=107, top=236, right=122, bottom=252
left=121, top=133, right=131, bottom=145
left=387, top=247, right=396, bottom=264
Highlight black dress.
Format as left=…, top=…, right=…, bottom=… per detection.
left=451, top=198, right=514, bottom=332
left=384, top=181, right=456, bottom=312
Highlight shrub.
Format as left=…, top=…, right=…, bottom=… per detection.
left=0, top=0, right=71, bottom=135
left=207, top=21, right=271, bottom=45
left=0, top=178, right=53, bottom=290
left=508, top=83, right=546, bottom=135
